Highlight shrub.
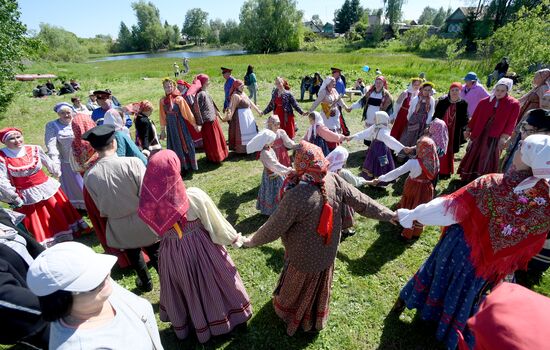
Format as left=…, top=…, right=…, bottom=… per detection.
left=399, top=26, right=429, bottom=51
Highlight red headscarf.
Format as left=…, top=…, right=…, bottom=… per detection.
left=71, top=114, right=99, bottom=172
left=0, top=127, right=22, bottom=144
left=186, top=74, right=209, bottom=96
left=138, top=150, right=189, bottom=235
left=416, top=136, right=439, bottom=180
left=162, top=79, right=182, bottom=106
left=228, top=79, right=244, bottom=97
left=449, top=82, right=462, bottom=91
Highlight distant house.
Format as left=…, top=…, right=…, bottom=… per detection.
left=368, top=15, right=381, bottom=26
left=445, top=7, right=485, bottom=34
left=322, top=22, right=334, bottom=35
left=304, top=21, right=323, bottom=33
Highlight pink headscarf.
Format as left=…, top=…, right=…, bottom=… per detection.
left=138, top=150, right=190, bottom=235
left=428, top=119, right=449, bottom=157
left=186, top=74, right=209, bottom=96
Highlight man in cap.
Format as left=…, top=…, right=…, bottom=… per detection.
left=90, top=90, right=113, bottom=125
left=221, top=67, right=235, bottom=112
left=331, top=67, right=347, bottom=96
left=86, top=90, right=99, bottom=111
left=82, top=125, right=160, bottom=291
left=460, top=72, right=489, bottom=118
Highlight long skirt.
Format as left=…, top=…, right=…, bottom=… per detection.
left=275, top=106, right=296, bottom=139
left=361, top=139, right=395, bottom=183
left=272, top=138, right=291, bottom=167
left=308, top=135, right=330, bottom=157
left=158, top=220, right=252, bottom=343
left=166, top=114, right=198, bottom=171
left=256, top=170, right=284, bottom=215
left=59, top=162, right=85, bottom=210
left=185, top=118, right=203, bottom=149
left=399, top=110, right=428, bottom=160
left=390, top=106, right=409, bottom=140
left=201, top=119, right=228, bottom=163
left=83, top=186, right=131, bottom=268
left=398, top=177, right=434, bottom=239
left=273, top=260, right=334, bottom=336
left=399, top=225, right=489, bottom=350
left=16, top=189, right=87, bottom=246
left=229, top=108, right=258, bottom=154
left=458, top=121, right=499, bottom=184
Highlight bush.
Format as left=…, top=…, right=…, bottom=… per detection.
left=36, top=24, right=89, bottom=62
left=418, top=36, right=453, bottom=57
left=399, top=26, right=429, bottom=51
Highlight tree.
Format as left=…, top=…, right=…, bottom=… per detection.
left=182, top=8, right=209, bottom=45
left=163, top=21, right=180, bottom=49
left=131, top=1, right=166, bottom=51
left=334, top=0, right=363, bottom=33
left=311, top=14, right=323, bottom=27
left=383, top=0, right=405, bottom=26
left=207, top=18, right=224, bottom=45
left=239, top=0, right=303, bottom=53
left=418, top=7, right=437, bottom=24
left=219, top=19, right=241, bottom=44
left=116, top=21, right=134, bottom=52
left=36, top=23, right=89, bottom=62
left=432, top=7, right=448, bottom=27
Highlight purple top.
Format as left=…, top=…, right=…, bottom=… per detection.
left=460, top=82, right=489, bottom=118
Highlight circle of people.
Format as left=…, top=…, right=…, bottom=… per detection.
left=1, top=66, right=550, bottom=350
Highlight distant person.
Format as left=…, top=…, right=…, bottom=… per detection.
left=86, top=90, right=99, bottom=111
left=221, top=67, right=235, bottom=112
left=57, top=81, right=75, bottom=96
left=331, top=67, right=346, bottom=96
left=69, top=79, right=80, bottom=91
left=353, top=78, right=366, bottom=95
left=487, top=56, right=509, bottom=87
left=71, top=96, right=90, bottom=114
left=418, top=72, right=426, bottom=82
left=375, top=68, right=382, bottom=75
left=104, top=89, right=121, bottom=107
left=33, top=84, right=52, bottom=98
left=300, top=75, right=313, bottom=101
left=460, top=72, right=489, bottom=118
left=173, top=62, right=180, bottom=78
left=45, top=79, right=55, bottom=92
left=244, top=65, right=258, bottom=104
left=182, top=57, right=190, bottom=74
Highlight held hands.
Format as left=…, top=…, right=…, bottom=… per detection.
left=364, top=178, right=380, bottom=186
left=389, top=212, right=399, bottom=226
left=403, top=146, right=415, bottom=154
left=160, top=129, right=166, bottom=141
left=242, top=236, right=253, bottom=248
left=345, top=106, right=352, bottom=113
left=498, top=136, right=509, bottom=152
left=195, top=125, right=202, bottom=133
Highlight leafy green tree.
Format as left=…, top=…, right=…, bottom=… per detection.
left=36, top=23, right=89, bottom=62
left=418, top=7, right=437, bottom=24
left=163, top=21, right=180, bottom=49
left=182, top=8, right=209, bottom=45
left=432, top=7, right=448, bottom=27
left=239, top=0, right=303, bottom=53
left=131, top=1, right=166, bottom=51
left=219, top=19, right=241, bottom=44
left=115, top=21, right=134, bottom=52
left=207, top=18, right=224, bottom=45
left=334, top=0, right=363, bottom=33
left=383, top=0, right=404, bottom=26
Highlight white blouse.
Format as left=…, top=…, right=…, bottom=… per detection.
left=351, top=91, right=383, bottom=126
left=260, top=148, right=292, bottom=177
left=351, top=126, right=405, bottom=153
left=378, top=159, right=422, bottom=183
left=397, top=196, right=458, bottom=229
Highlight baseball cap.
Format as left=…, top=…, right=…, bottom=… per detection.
left=463, top=72, right=478, bottom=81
left=27, top=242, right=117, bottom=297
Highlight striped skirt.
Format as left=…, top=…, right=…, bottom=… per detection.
left=256, top=169, right=284, bottom=215
left=166, top=114, right=198, bottom=171
left=158, top=219, right=252, bottom=343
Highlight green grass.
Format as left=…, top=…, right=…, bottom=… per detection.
left=1, top=49, right=548, bottom=350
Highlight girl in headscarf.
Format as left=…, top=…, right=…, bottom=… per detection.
left=187, top=74, right=228, bottom=163
left=266, top=114, right=296, bottom=167
left=0, top=128, right=87, bottom=246
left=308, top=77, right=351, bottom=150
left=349, top=76, right=393, bottom=129
left=394, top=134, right=550, bottom=349
left=399, top=82, right=436, bottom=159
left=368, top=136, right=439, bottom=240
left=138, top=150, right=251, bottom=343
left=132, top=100, right=161, bottom=158
left=247, top=129, right=292, bottom=215
left=391, top=78, right=422, bottom=139
left=325, top=146, right=368, bottom=187
left=44, top=103, right=85, bottom=210
left=224, top=79, right=261, bottom=154
left=346, top=111, right=408, bottom=183
left=159, top=78, right=198, bottom=173
left=433, top=82, right=469, bottom=178
left=427, top=118, right=449, bottom=158
left=304, top=112, right=345, bottom=156
left=261, top=77, right=304, bottom=139
left=243, top=141, right=395, bottom=336
left=458, top=78, right=520, bottom=183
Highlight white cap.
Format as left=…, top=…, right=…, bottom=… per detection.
left=27, top=242, right=117, bottom=296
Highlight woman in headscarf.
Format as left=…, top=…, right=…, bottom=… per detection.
left=225, top=79, right=261, bottom=154
left=308, top=77, right=351, bottom=150
left=368, top=136, right=439, bottom=241
left=130, top=100, right=161, bottom=158
left=325, top=146, right=368, bottom=187
left=187, top=74, right=228, bottom=163
left=458, top=78, right=520, bottom=183
left=103, top=108, right=130, bottom=136
left=304, top=112, right=345, bottom=156
left=391, top=78, right=422, bottom=139
left=138, top=150, right=251, bottom=343
left=247, top=129, right=292, bottom=215
left=393, top=134, right=550, bottom=349
left=44, top=103, right=86, bottom=210
left=346, top=111, right=408, bottom=183
left=0, top=128, right=87, bottom=246
left=159, top=78, right=198, bottom=173
left=433, top=82, right=469, bottom=178
left=266, top=114, right=296, bottom=167
left=243, top=141, right=396, bottom=336
left=399, top=82, right=436, bottom=160
left=261, top=77, right=305, bottom=139
left=349, top=76, right=393, bottom=129
left=427, top=119, right=449, bottom=159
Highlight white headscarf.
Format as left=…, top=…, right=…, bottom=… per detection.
left=246, top=129, right=277, bottom=154
left=266, top=114, right=280, bottom=128
left=490, top=77, right=514, bottom=102
left=305, top=111, right=325, bottom=140
left=374, top=111, right=390, bottom=128
left=319, top=76, right=335, bottom=92
left=104, top=109, right=129, bottom=136
left=325, top=146, right=349, bottom=172
left=514, top=134, right=550, bottom=194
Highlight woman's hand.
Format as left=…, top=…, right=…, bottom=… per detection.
left=345, top=106, right=352, bottom=113
left=160, top=129, right=166, bottom=141
left=242, top=236, right=254, bottom=248
left=389, top=212, right=400, bottom=226
left=498, top=135, right=509, bottom=152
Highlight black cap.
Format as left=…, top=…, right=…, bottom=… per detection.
left=526, top=109, right=550, bottom=130
left=93, top=90, right=111, bottom=99
left=82, top=124, right=116, bottom=149
left=221, top=67, right=232, bottom=73
left=330, top=67, right=342, bottom=72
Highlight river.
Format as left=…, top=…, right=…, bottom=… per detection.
left=89, top=49, right=246, bottom=62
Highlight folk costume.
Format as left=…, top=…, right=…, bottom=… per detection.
left=391, top=79, right=421, bottom=139
left=267, top=115, right=296, bottom=167
left=304, top=112, right=345, bottom=156
left=262, top=85, right=304, bottom=139
left=351, top=76, right=393, bottom=127
left=226, top=80, right=260, bottom=154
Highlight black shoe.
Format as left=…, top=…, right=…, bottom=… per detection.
left=135, top=277, right=153, bottom=292
left=340, top=228, right=356, bottom=242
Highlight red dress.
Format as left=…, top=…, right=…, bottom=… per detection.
left=0, top=145, right=86, bottom=245
left=274, top=95, right=296, bottom=139
left=201, top=119, right=228, bottom=163
left=390, top=92, right=412, bottom=139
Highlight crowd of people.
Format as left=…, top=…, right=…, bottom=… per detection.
left=0, top=62, right=549, bottom=350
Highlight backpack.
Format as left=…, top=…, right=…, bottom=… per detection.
left=244, top=74, right=251, bottom=86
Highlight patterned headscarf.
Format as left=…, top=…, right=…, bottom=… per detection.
left=416, top=136, right=439, bottom=180
left=138, top=150, right=190, bottom=235
left=0, top=127, right=22, bottom=144
left=428, top=119, right=449, bottom=157
left=71, top=114, right=99, bottom=172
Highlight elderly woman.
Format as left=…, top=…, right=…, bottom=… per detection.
left=261, top=77, right=305, bottom=139
left=394, top=134, right=550, bottom=350
left=225, top=79, right=262, bottom=154
left=458, top=78, right=520, bottom=183
left=243, top=141, right=395, bottom=335
left=44, top=103, right=86, bottom=210
left=26, top=242, right=163, bottom=350
left=0, top=128, right=87, bottom=246
left=391, top=77, right=422, bottom=139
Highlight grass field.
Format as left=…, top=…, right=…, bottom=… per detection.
left=1, top=49, right=548, bottom=350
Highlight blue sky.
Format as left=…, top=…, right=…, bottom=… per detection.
left=19, top=0, right=464, bottom=38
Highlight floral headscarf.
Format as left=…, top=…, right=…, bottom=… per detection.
left=428, top=119, right=449, bottom=157
left=138, top=150, right=189, bottom=235
left=416, top=136, right=439, bottom=180
left=71, top=114, right=99, bottom=172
